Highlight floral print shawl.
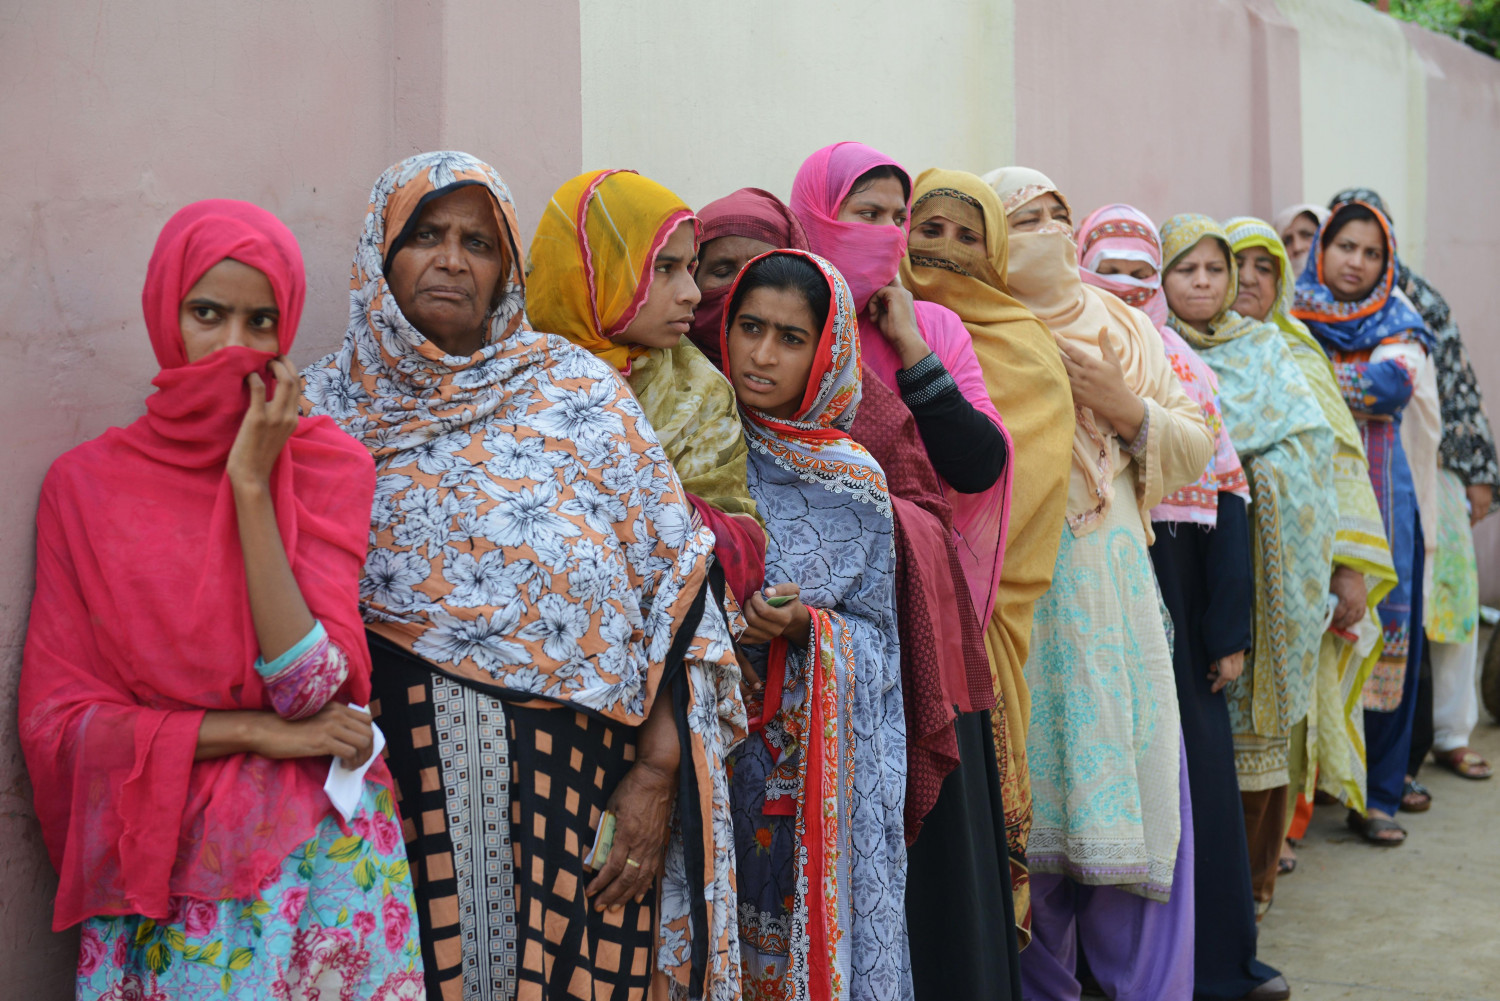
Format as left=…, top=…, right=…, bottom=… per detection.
left=1225, top=215, right=1399, bottom=808
left=1161, top=214, right=1338, bottom=790
left=302, top=151, right=747, bottom=998
left=724, top=250, right=909, bottom=1001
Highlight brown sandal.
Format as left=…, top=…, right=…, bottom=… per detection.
left=1434, top=747, right=1493, bottom=780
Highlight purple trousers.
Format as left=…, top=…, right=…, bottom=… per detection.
left=1020, top=738, right=1194, bottom=1001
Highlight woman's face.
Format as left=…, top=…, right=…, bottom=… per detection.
left=179, top=258, right=280, bottom=363
left=1094, top=257, right=1157, bottom=281
left=1163, top=239, right=1230, bottom=331
left=386, top=185, right=506, bottom=356
left=726, top=284, right=820, bottom=419
left=911, top=214, right=983, bottom=247
left=1321, top=218, right=1386, bottom=302
left=1232, top=246, right=1279, bottom=321
left=1006, top=193, right=1072, bottom=234
left=616, top=221, right=701, bottom=348
left=836, top=175, right=908, bottom=228
left=696, top=235, right=775, bottom=292
left=1280, top=212, right=1320, bottom=273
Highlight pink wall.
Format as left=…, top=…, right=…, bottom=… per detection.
left=0, top=3, right=579, bottom=994
left=1013, top=0, right=1304, bottom=227
left=1399, top=23, right=1500, bottom=601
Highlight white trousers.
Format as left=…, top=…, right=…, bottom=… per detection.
left=1431, top=634, right=1480, bottom=752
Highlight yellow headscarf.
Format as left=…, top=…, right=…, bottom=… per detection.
left=901, top=168, right=1075, bottom=941
left=1225, top=216, right=1398, bottom=811
left=527, top=169, right=697, bottom=373
left=528, top=170, right=760, bottom=527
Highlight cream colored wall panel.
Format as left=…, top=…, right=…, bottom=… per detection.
left=578, top=0, right=1016, bottom=212
left=1277, top=0, right=1427, bottom=267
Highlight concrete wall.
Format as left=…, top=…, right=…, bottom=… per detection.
left=1013, top=0, right=1305, bottom=226
left=576, top=0, right=1016, bottom=215
left=4, top=0, right=1500, bottom=991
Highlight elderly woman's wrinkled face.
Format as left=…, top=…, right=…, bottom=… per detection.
left=179, top=258, right=280, bottom=363
left=697, top=236, right=775, bottom=292
left=1007, top=193, right=1072, bottom=235
left=387, top=185, right=506, bottom=357
left=1163, top=239, right=1230, bottom=332
left=1321, top=219, right=1386, bottom=303
left=1280, top=212, right=1320, bottom=276
left=616, top=221, right=701, bottom=349
left=1232, top=246, right=1280, bottom=322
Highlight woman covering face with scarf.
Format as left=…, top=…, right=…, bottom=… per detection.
left=1078, top=204, right=1291, bottom=1001
left=22, top=201, right=424, bottom=998
left=1159, top=214, right=1337, bottom=922
left=984, top=168, right=1213, bottom=1001
left=902, top=172, right=1077, bottom=945
left=303, top=152, right=746, bottom=1001
left=1292, top=198, right=1438, bottom=845
left=527, top=168, right=768, bottom=611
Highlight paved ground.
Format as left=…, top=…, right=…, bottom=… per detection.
left=1256, top=669, right=1500, bottom=1000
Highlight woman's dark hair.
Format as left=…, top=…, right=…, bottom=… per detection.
left=726, top=253, right=832, bottom=337
left=847, top=164, right=912, bottom=204
left=1322, top=203, right=1389, bottom=266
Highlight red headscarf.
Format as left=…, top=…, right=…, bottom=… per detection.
left=19, top=200, right=378, bottom=930
left=688, top=187, right=810, bottom=366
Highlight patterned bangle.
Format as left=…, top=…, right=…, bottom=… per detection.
left=1121, top=405, right=1150, bottom=457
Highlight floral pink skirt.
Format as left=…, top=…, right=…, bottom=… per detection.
left=76, top=781, right=424, bottom=1001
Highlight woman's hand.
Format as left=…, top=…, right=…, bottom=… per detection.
left=227, top=356, right=300, bottom=491
left=742, top=584, right=813, bottom=647
left=1329, top=566, right=1368, bottom=632
left=256, top=703, right=375, bottom=768
left=1468, top=483, right=1494, bottom=525
left=586, top=759, right=676, bottom=912
left=196, top=704, right=375, bottom=768
left=1059, top=329, right=1145, bottom=443
left=866, top=278, right=933, bottom=369
left=1208, top=650, right=1245, bottom=694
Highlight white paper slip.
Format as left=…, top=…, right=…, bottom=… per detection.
left=324, top=704, right=386, bottom=822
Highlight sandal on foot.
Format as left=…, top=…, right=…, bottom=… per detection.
left=1278, top=841, right=1298, bottom=875
left=1435, top=747, right=1493, bottom=780
left=1347, top=808, right=1406, bottom=845
left=1400, top=778, right=1433, bottom=812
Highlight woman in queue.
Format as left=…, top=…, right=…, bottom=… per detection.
left=302, top=151, right=746, bottom=1001
left=987, top=167, right=1215, bottom=1001
left=902, top=169, right=1079, bottom=948
left=1159, top=214, right=1336, bottom=916
left=1328, top=189, right=1495, bottom=790
left=21, top=200, right=423, bottom=998
left=1076, top=204, right=1290, bottom=1001
left=789, top=145, right=1027, bottom=990
left=1225, top=216, right=1398, bottom=861
left=527, top=168, right=768, bottom=610
left=1292, top=198, right=1438, bottom=846
left=717, top=247, right=910, bottom=1001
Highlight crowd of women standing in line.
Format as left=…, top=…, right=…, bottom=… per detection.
left=18, top=141, right=1496, bottom=1001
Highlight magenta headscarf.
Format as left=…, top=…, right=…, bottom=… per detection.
left=689, top=188, right=809, bottom=366
left=1075, top=204, right=1250, bottom=525
left=792, top=142, right=1012, bottom=627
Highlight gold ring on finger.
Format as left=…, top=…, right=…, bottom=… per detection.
left=624, top=857, right=641, bottom=868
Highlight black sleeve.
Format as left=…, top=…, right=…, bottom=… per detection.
left=1202, top=491, right=1254, bottom=664
left=896, top=353, right=1009, bottom=494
